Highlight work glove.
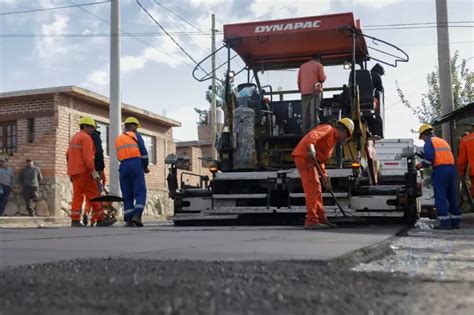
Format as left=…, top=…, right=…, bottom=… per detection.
left=415, top=163, right=423, bottom=170
left=307, top=144, right=316, bottom=160
left=91, top=171, right=101, bottom=181
left=321, top=173, right=331, bottom=190
left=144, top=167, right=150, bottom=174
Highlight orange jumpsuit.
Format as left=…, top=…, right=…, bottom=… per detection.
left=291, top=124, right=337, bottom=226
left=66, top=130, right=103, bottom=222
left=458, top=132, right=474, bottom=197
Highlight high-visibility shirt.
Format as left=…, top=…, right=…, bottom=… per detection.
left=297, top=60, right=326, bottom=95
left=291, top=124, right=337, bottom=164
left=115, top=131, right=141, bottom=161
left=458, top=132, right=474, bottom=176
left=66, top=130, right=96, bottom=176
left=421, top=136, right=454, bottom=168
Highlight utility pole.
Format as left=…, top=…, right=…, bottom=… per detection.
left=210, top=13, right=217, bottom=161
left=436, top=0, right=454, bottom=145
left=109, top=0, right=121, bottom=195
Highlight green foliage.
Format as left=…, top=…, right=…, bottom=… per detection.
left=396, top=51, right=474, bottom=124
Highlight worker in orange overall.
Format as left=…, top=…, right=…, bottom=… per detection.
left=457, top=122, right=474, bottom=201
left=67, top=116, right=104, bottom=227
left=291, top=118, right=354, bottom=230
left=417, top=124, right=461, bottom=229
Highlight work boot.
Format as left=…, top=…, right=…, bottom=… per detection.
left=71, top=220, right=85, bottom=227
left=319, top=218, right=337, bottom=228
left=434, top=224, right=453, bottom=230
left=28, top=211, right=35, bottom=217
left=82, top=215, right=89, bottom=226
left=125, top=220, right=137, bottom=227
left=452, top=223, right=461, bottom=229
left=304, top=223, right=330, bottom=230
left=131, top=214, right=144, bottom=227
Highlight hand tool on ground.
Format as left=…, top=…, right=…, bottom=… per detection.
left=311, top=155, right=365, bottom=222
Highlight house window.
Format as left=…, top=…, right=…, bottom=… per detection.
left=27, top=118, right=35, bottom=143
left=96, top=122, right=109, bottom=156
left=142, top=134, right=156, bottom=164
left=0, top=121, right=17, bottom=155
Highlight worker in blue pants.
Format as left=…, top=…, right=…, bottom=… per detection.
left=417, top=124, right=461, bottom=229
left=115, top=117, right=150, bottom=227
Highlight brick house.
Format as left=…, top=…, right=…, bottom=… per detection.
left=0, top=86, right=180, bottom=217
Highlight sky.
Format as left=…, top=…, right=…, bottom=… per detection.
left=0, top=0, right=473, bottom=145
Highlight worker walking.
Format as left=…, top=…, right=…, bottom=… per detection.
left=83, top=127, right=106, bottom=226
left=298, top=54, right=326, bottom=134
left=292, top=118, right=354, bottom=229
left=67, top=116, right=104, bottom=227
left=457, top=123, right=474, bottom=200
left=115, top=117, right=149, bottom=227
left=418, top=124, right=461, bottom=229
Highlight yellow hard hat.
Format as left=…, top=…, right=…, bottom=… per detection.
left=418, top=124, right=433, bottom=139
left=337, top=118, right=355, bottom=138
left=78, top=116, right=97, bottom=128
left=124, top=117, right=141, bottom=128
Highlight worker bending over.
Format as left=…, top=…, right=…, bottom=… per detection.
left=292, top=118, right=354, bottom=230
left=457, top=122, right=474, bottom=200
left=418, top=124, right=461, bottom=229
left=297, top=54, right=326, bottom=134
left=115, top=117, right=149, bottom=227
left=67, top=117, right=104, bottom=227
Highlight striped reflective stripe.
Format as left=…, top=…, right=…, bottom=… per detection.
left=135, top=204, right=145, bottom=209
left=141, top=155, right=148, bottom=159
left=435, top=147, right=450, bottom=152
left=117, top=143, right=139, bottom=151
left=437, top=215, right=450, bottom=220
left=69, top=144, right=83, bottom=149
left=422, top=159, right=432, bottom=165
left=124, top=208, right=135, bottom=215
left=449, top=214, right=462, bottom=219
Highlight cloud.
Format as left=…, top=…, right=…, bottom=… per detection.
left=85, top=68, right=109, bottom=87
left=168, top=105, right=199, bottom=141
left=354, top=0, right=402, bottom=9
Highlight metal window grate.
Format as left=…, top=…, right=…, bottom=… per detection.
left=0, top=121, right=17, bottom=155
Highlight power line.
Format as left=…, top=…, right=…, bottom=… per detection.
left=365, top=20, right=474, bottom=28
left=0, top=32, right=211, bottom=38
left=0, top=1, right=110, bottom=15
left=152, top=1, right=204, bottom=33
left=152, top=0, right=211, bottom=56
left=135, top=0, right=202, bottom=68
left=365, top=25, right=474, bottom=31
left=68, top=0, right=195, bottom=68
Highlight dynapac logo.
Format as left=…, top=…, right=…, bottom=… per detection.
left=254, top=20, right=321, bottom=33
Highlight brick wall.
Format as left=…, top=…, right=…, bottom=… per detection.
left=0, top=90, right=178, bottom=217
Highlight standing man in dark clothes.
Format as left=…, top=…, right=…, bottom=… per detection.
left=83, top=127, right=106, bottom=226
left=18, top=159, right=43, bottom=216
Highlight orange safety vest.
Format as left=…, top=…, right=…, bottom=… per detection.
left=458, top=132, right=474, bottom=176
left=431, top=137, right=454, bottom=166
left=66, top=130, right=95, bottom=176
left=115, top=132, right=141, bottom=161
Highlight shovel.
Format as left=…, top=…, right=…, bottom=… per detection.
left=90, top=179, right=124, bottom=203
left=311, top=155, right=365, bottom=222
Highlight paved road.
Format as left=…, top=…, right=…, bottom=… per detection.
left=0, top=223, right=402, bottom=267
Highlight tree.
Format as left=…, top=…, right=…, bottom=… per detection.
left=396, top=51, right=473, bottom=124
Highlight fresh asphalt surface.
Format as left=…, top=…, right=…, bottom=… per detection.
left=2, top=222, right=472, bottom=314
left=0, top=222, right=402, bottom=267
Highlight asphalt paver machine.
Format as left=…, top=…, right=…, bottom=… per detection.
left=166, top=13, right=421, bottom=225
